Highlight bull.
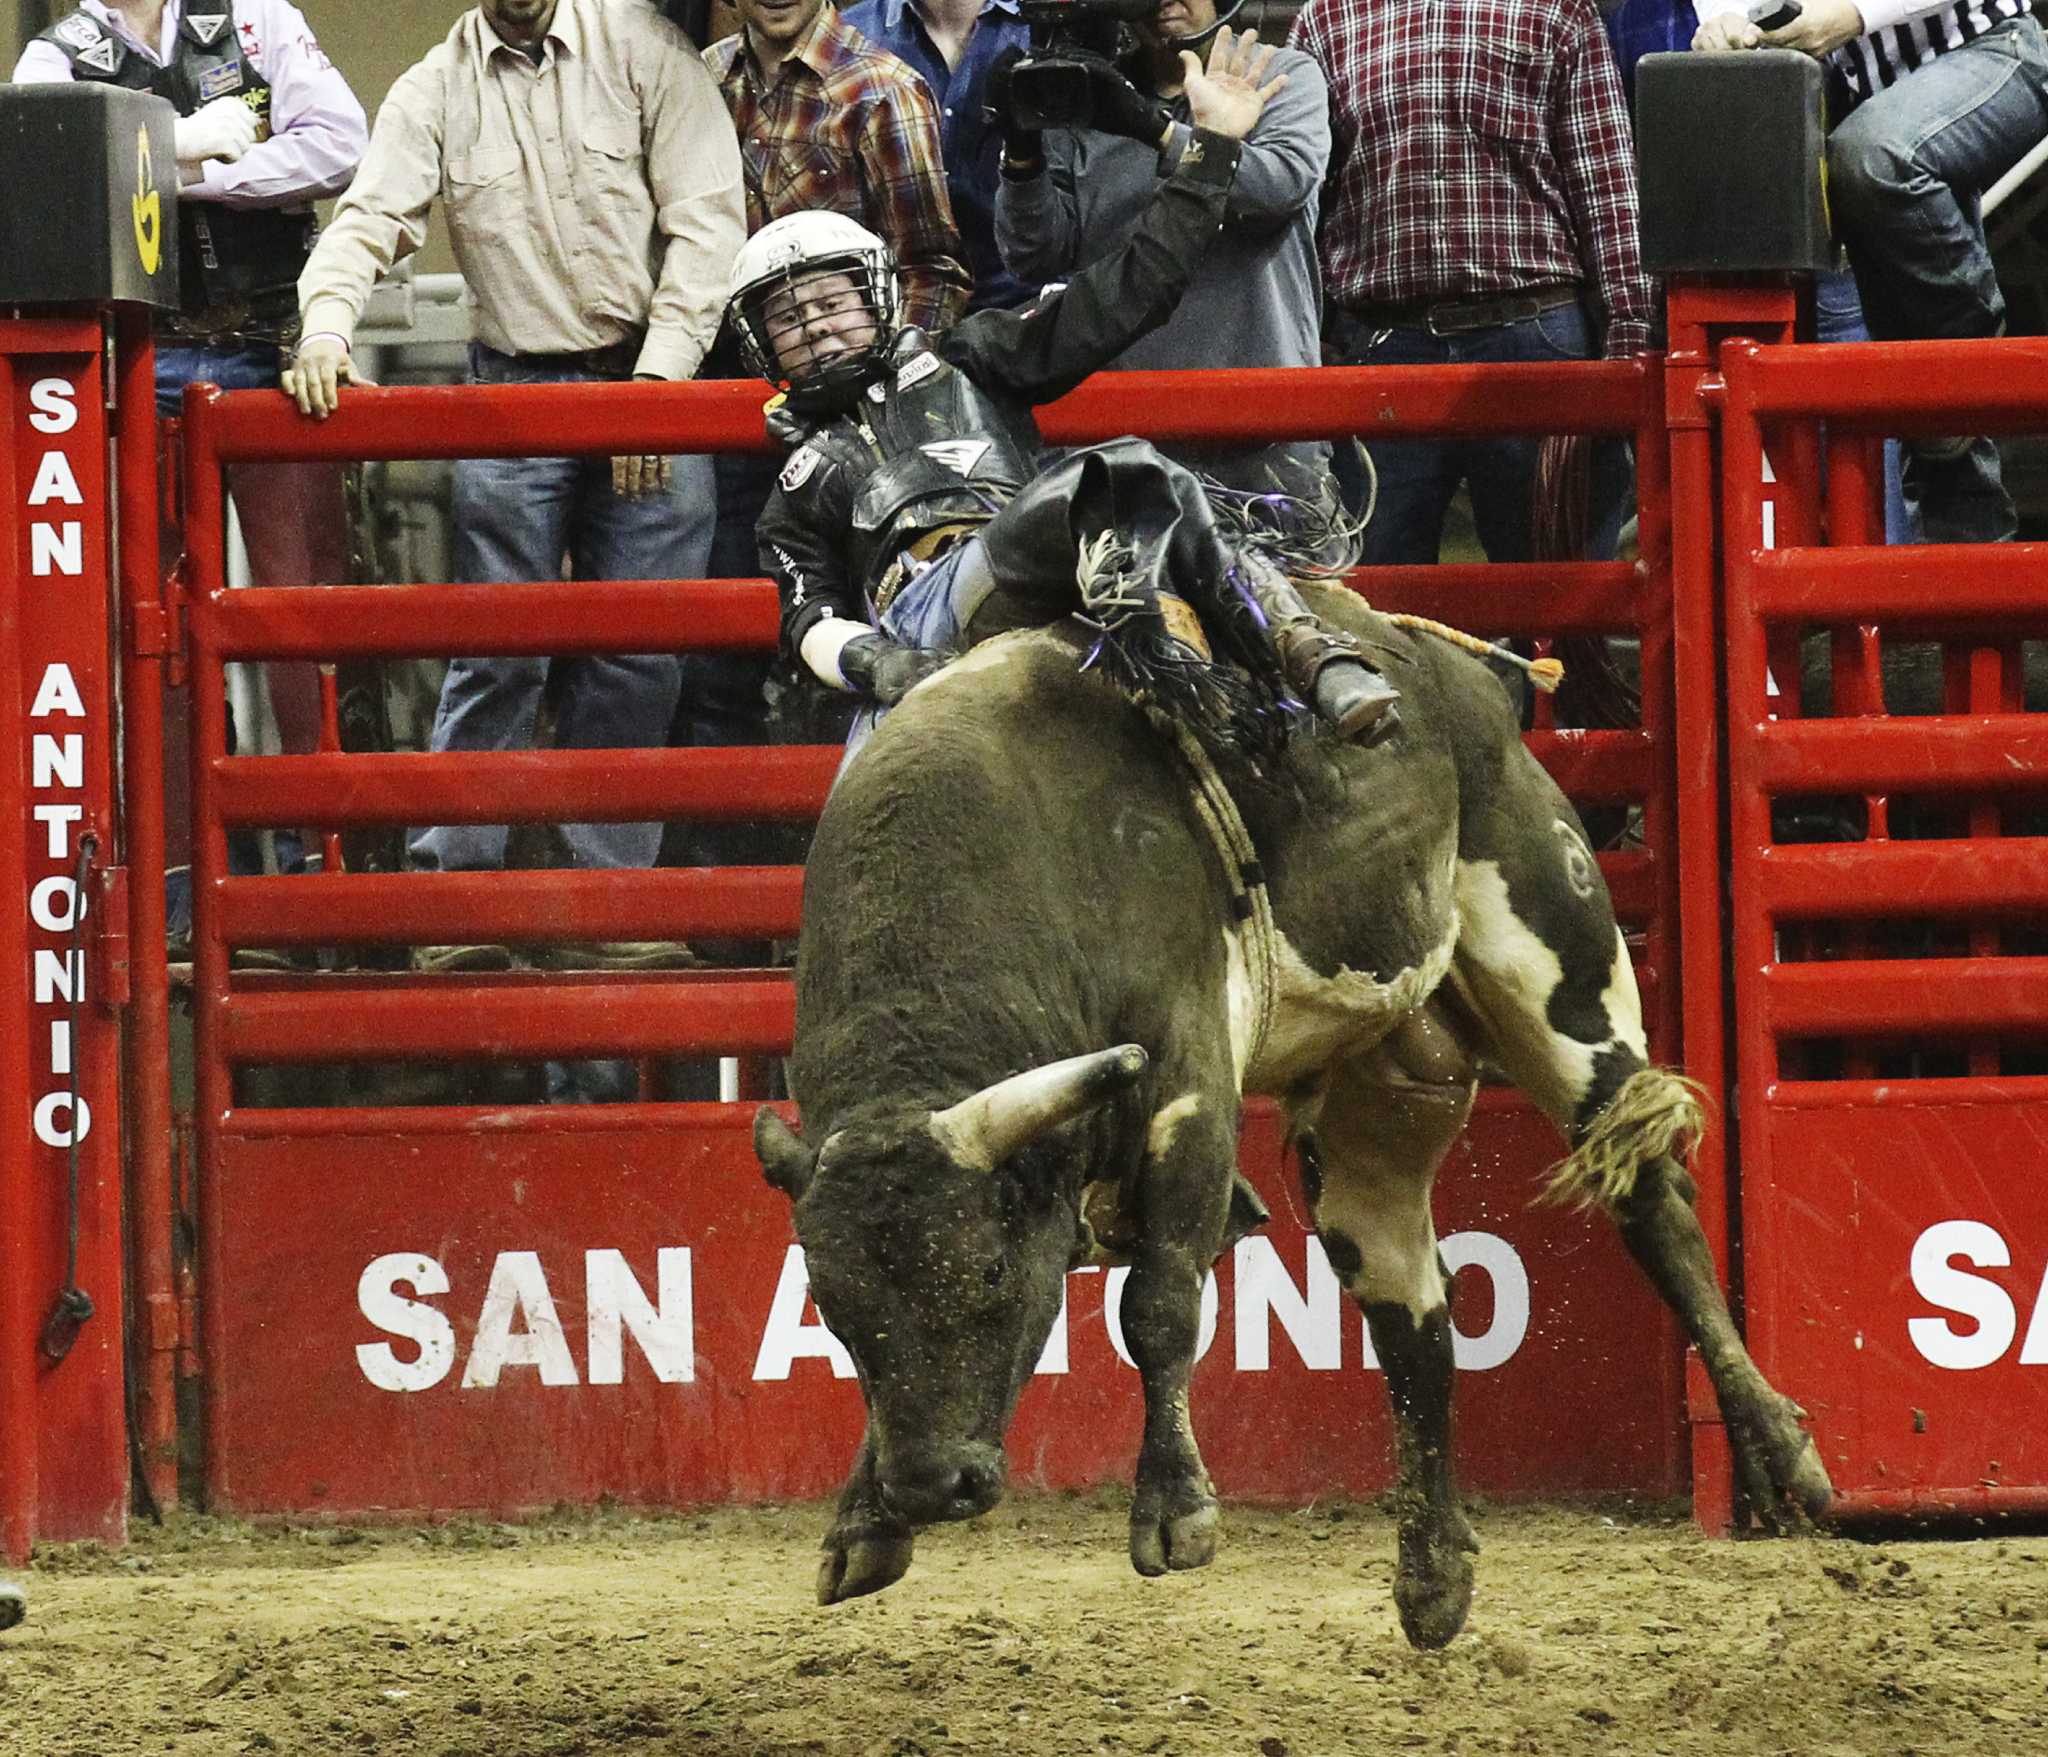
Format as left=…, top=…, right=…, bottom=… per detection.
left=752, top=587, right=1833, bottom=1648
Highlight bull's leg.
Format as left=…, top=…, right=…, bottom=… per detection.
left=1450, top=793, right=1834, bottom=1530
left=1306, top=1009, right=1482, bottom=1648
left=1119, top=1091, right=1238, bottom=1577
left=816, top=1426, right=915, bottom=1606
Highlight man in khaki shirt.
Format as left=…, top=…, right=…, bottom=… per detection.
left=283, top=0, right=745, bottom=1097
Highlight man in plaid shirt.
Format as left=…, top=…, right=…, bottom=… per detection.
left=707, top=0, right=971, bottom=334
left=701, top=0, right=970, bottom=576
left=1290, top=0, right=1655, bottom=566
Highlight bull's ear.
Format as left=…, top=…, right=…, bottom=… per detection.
left=930, top=1043, right=1149, bottom=1171
left=753, top=1107, right=816, bottom=1200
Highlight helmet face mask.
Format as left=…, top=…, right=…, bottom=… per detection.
left=727, top=213, right=901, bottom=417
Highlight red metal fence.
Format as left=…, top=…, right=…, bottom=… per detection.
left=16, top=296, right=2048, bottom=1560
left=164, top=358, right=1688, bottom=1523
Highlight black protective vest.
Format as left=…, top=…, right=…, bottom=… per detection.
left=774, top=330, right=1043, bottom=597
left=38, top=7, right=315, bottom=319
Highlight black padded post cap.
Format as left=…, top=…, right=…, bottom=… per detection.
left=1636, top=50, right=1832, bottom=276
left=0, top=83, right=180, bottom=310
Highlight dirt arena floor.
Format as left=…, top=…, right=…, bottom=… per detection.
left=6, top=1495, right=2044, bottom=1757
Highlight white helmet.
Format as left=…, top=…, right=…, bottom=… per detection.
left=726, top=211, right=901, bottom=415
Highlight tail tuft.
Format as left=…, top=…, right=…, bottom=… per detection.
left=1541, top=1066, right=1709, bottom=1212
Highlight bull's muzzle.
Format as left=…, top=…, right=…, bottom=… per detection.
left=879, top=1442, right=1008, bottom=1526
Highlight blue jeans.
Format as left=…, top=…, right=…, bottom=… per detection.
left=663, top=445, right=778, bottom=870
left=409, top=344, right=714, bottom=874
left=842, top=536, right=998, bottom=762
left=1329, top=301, right=1634, bottom=565
left=1829, top=18, right=2048, bottom=541
left=155, top=341, right=281, bottom=414
left=1811, top=269, right=1915, bottom=545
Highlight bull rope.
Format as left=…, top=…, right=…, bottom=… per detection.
left=1154, top=716, right=1281, bottom=1071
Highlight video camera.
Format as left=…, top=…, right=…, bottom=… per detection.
left=1004, top=0, right=1159, bottom=132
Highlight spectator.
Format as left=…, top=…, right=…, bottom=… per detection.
left=1601, top=0, right=1912, bottom=542
left=995, top=0, right=1332, bottom=500
left=699, top=0, right=970, bottom=586
left=283, top=0, right=746, bottom=1100
left=1291, top=0, right=1652, bottom=565
left=1694, top=0, right=2048, bottom=543
left=733, top=30, right=1400, bottom=755
left=1603, top=0, right=1694, bottom=94
left=842, top=0, right=1033, bottom=312
left=13, top=0, right=370, bottom=962
left=685, top=0, right=970, bottom=869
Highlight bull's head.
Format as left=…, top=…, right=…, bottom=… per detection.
left=754, top=1045, right=1147, bottom=1526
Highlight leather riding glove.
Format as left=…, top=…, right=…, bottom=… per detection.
left=838, top=633, right=946, bottom=705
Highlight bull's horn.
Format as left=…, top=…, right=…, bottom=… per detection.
left=930, top=1044, right=1149, bottom=1171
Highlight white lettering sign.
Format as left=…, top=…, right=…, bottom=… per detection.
left=354, top=1248, right=699, bottom=1391
left=28, top=376, right=78, bottom=433
left=23, top=379, right=98, bottom=1170
left=1907, top=1220, right=2048, bottom=1370
left=753, top=1246, right=857, bottom=1381
left=353, top=1232, right=1541, bottom=1395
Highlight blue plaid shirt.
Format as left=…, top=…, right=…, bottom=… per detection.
left=841, top=0, right=1032, bottom=311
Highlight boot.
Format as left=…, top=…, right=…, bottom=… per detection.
left=1239, top=553, right=1401, bottom=745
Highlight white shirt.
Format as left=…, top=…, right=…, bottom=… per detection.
left=11, top=0, right=368, bottom=207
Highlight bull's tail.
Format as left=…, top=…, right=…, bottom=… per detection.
left=1541, top=1065, right=1708, bottom=1211
left=1075, top=532, right=1293, bottom=769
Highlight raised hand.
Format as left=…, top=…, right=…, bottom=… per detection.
left=1180, top=27, right=1289, bottom=142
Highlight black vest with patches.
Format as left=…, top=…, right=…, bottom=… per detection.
left=39, top=7, right=315, bottom=322
left=774, top=329, right=1042, bottom=596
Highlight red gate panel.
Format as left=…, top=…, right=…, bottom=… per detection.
left=1718, top=336, right=2048, bottom=1518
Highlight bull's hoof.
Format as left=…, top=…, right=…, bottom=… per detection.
left=1129, top=1493, right=1221, bottom=1578
left=816, top=1529, right=915, bottom=1605
left=1733, top=1394, right=1835, bottom=1533
left=1394, top=1550, right=1475, bottom=1650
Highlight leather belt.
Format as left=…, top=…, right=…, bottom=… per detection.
left=155, top=294, right=298, bottom=349
left=479, top=338, right=642, bottom=377
left=873, top=522, right=981, bottom=619
left=1346, top=284, right=1580, bottom=338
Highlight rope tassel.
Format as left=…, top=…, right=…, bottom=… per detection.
left=1378, top=612, right=1566, bottom=694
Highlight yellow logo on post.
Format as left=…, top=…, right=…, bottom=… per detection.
left=132, top=126, right=162, bottom=275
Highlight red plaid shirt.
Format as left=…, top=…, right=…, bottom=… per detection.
left=706, top=9, right=971, bottom=334
left=1290, top=0, right=1654, bottom=358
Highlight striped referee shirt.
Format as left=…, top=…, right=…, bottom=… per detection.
left=1831, top=0, right=2031, bottom=109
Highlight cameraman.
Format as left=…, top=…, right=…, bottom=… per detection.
left=993, top=0, right=1330, bottom=501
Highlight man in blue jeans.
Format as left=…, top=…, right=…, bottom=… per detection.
left=285, top=0, right=747, bottom=1101
left=1291, top=0, right=1656, bottom=566
left=1696, top=0, right=2048, bottom=542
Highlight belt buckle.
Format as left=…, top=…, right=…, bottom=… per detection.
left=1426, top=303, right=1472, bottom=339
